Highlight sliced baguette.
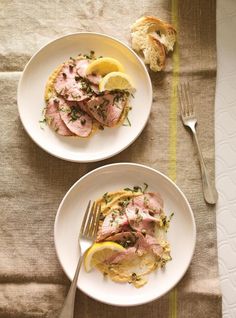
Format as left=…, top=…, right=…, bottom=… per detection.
left=143, top=35, right=166, bottom=72
left=131, top=16, right=177, bottom=71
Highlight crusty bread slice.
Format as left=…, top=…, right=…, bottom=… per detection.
left=131, top=16, right=177, bottom=71
left=143, top=35, right=166, bottom=72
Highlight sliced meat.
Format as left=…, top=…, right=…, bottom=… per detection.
left=54, top=61, right=96, bottom=102
left=107, top=246, right=137, bottom=264
left=129, top=193, right=163, bottom=213
left=97, top=193, right=163, bottom=241
left=125, top=206, right=156, bottom=235
left=107, top=233, right=163, bottom=264
left=45, top=97, right=74, bottom=136
left=136, top=232, right=163, bottom=257
left=76, top=59, right=88, bottom=77
left=96, top=209, right=129, bottom=241
left=59, top=101, right=93, bottom=137
left=125, top=193, right=163, bottom=234
left=76, top=59, right=101, bottom=85
left=103, top=231, right=138, bottom=250
left=86, top=93, right=127, bottom=127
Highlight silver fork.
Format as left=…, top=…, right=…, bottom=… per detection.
left=59, top=201, right=101, bottom=318
left=178, top=83, right=218, bottom=204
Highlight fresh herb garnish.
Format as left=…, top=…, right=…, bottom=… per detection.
left=80, top=118, right=86, bottom=126
left=143, top=182, right=148, bottom=193
left=95, top=98, right=109, bottom=121
left=39, top=118, right=47, bottom=124
left=118, top=198, right=130, bottom=208
left=84, top=50, right=96, bottom=60
left=99, top=213, right=105, bottom=221
left=124, top=183, right=148, bottom=193
left=39, top=116, right=47, bottom=130
left=103, top=192, right=113, bottom=204
left=70, top=107, right=80, bottom=121
left=122, top=116, right=131, bottom=127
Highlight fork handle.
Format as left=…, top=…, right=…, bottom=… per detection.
left=192, top=129, right=218, bottom=204
left=58, top=255, right=83, bottom=318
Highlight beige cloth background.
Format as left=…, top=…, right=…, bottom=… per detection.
left=0, top=0, right=221, bottom=317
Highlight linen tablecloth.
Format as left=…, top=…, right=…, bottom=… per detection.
left=0, top=0, right=222, bottom=317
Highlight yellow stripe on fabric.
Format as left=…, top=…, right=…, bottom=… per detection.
left=169, top=287, right=177, bottom=318
left=169, top=0, right=179, bottom=318
left=168, top=0, right=179, bottom=182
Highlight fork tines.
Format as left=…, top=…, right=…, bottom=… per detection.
left=177, top=82, right=194, bottom=117
left=80, top=201, right=101, bottom=240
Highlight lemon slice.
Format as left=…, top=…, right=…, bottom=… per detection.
left=86, top=57, right=125, bottom=76
left=84, top=241, right=125, bottom=272
left=99, top=72, right=133, bottom=92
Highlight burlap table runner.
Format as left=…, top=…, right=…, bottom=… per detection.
left=0, top=0, right=221, bottom=317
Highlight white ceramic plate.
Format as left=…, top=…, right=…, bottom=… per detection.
left=54, top=163, right=196, bottom=306
left=17, top=33, right=152, bottom=162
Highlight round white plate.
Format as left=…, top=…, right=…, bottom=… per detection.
left=54, top=163, right=196, bottom=306
left=17, top=32, right=152, bottom=162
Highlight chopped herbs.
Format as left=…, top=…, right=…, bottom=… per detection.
left=130, top=273, right=141, bottom=282
left=98, top=125, right=104, bottom=130
left=80, top=118, right=86, bottom=125
left=53, top=98, right=59, bottom=104
left=103, top=192, right=113, bottom=204
left=70, top=107, right=80, bottom=121
left=124, top=183, right=148, bottom=194
left=39, top=118, right=47, bottom=124
left=39, top=117, right=47, bottom=130
left=160, top=212, right=174, bottom=231
left=169, top=212, right=174, bottom=219
left=144, top=196, right=149, bottom=208
left=131, top=273, right=137, bottom=279
left=133, top=186, right=142, bottom=192
left=99, top=213, right=106, bottom=221
left=118, top=198, right=130, bottom=208
left=84, top=50, right=96, bottom=60
left=143, top=182, right=148, bottom=193
left=141, top=229, right=146, bottom=236
left=122, top=116, right=131, bottom=127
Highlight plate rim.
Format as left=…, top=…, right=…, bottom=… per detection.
left=54, top=162, right=197, bottom=306
left=17, top=32, right=153, bottom=163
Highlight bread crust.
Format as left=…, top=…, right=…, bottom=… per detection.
left=132, top=16, right=176, bottom=35
left=131, top=15, right=177, bottom=71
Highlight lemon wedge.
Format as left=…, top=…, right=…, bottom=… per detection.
left=86, top=57, right=125, bottom=76
left=84, top=241, right=125, bottom=272
left=99, top=71, right=133, bottom=92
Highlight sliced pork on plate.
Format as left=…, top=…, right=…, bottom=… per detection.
left=90, top=188, right=172, bottom=287
left=43, top=54, right=133, bottom=138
